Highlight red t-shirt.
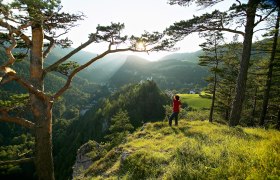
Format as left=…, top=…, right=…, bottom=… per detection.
left=173, top=99, right=181, bottom=112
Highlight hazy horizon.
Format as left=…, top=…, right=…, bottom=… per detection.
left=60, top=0, right=237, bottom=61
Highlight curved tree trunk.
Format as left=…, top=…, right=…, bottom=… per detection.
left=229, top=0, right=259, bottom=126
left=30, top=25, right=55, bottom=180
left=259, top=9, right=280, bottom=126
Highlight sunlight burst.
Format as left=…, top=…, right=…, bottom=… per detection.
left=136, top=41, right=146, bottom=51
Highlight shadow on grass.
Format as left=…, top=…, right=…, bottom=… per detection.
left=181, top=124, right=263, bottom=142
left=170, top=124, right=210, bottom=142
left=219, top=127, right=264, bottom=140
left=170, top=124, right=214, bottom=144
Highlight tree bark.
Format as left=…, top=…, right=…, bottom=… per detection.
left=30, top=25, right=55, bottom=180
left=229, top=0, right=259, bottom=126
left=33, top=101, right=54, bottom=180
left=209, top=69, right=217, bottom=122
left=225, top=87, right=233, bottom=121
left=276, top=108, right=280, bottom=130
left=209, top=38, right=220, bottom=123
left=259, top=9, right=280, bottom=126
left=249, top=87, right=257, bottom=126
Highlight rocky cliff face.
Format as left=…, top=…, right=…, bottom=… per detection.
left=72, top=141, right=132, bottom=179
left=72, top=140, right=104, bottom=179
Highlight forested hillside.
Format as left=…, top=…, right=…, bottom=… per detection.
left=34, top=46, right=207, bottom=90
left=109, top=55, right=207, bottom=90
left=54, top=80, right=169, bottom=179
left=159, top=50, right=202, bottom=62
left=45, top=47, right=128, bottom=84
left=44, top=46, right=207, bottom=90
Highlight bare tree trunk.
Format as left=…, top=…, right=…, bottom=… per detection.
left=276, top=108, right=280, bottom=130
left=225, top=109, right=229, bottom=121
left=33, top=101, right=54, bottom=180
left=30, top=25, right=54, bottom=180
left=259, top=9, right=280, bottom=126
left=249, top=87, right=257, bottom=126
left=225, top=87, right=232, bottom=121
left=209, top=72, right=217, bottom=122
left=229, top=0, right=259, bottom=126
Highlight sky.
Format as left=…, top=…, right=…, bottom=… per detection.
left=59, top=0, right=238, bottom=61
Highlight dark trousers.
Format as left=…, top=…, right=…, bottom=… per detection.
left=169, top=112, right=179, bottom=126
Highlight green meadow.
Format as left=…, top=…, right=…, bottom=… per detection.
left=179, top=93, right=211, bottom=109
left=79, top=120, right=280, bottom=180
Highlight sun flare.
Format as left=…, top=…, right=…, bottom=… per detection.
left=136, top=41, right=145, bottom=51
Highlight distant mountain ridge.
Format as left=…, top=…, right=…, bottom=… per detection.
left=42, top=46, right=206, bottom=90
left=159, top=50, right=202, bottom=63
left=108, top=53, right=208, bottom=89
left=1, top=45, right=206, bottom=94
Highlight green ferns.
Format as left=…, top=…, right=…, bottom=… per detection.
left=78, top=120, right=280, bottom=180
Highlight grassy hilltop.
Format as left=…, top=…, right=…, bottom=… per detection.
left=179, top=92, right=211, bottom=110
left=75, top=120, right=280, bottom=180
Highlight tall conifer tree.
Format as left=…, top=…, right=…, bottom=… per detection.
left=0, top=1, right=171, bottom=179
left=199, top=31, right=224, bottom=122
left=166, top=0, right=277, bottom=126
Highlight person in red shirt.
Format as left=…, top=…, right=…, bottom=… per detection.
left=169, top=95, right=182, bottom=126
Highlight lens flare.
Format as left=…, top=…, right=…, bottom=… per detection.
left=136, top=41, right=145, bottom=50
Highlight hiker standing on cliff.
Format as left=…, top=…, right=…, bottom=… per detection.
left=169, top=95, right=182, bottom=126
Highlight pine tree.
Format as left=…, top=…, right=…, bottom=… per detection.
left=106, top=110, right=133, bottom=148
left=198, top=31, right=224, bottom=122
left=0, top=1, right=171, bottom=179
left=215, top=38, right=241, bottom=121
left=259, top=8, right=280, bottom=126
left=166, top=0, right=277, bottom=126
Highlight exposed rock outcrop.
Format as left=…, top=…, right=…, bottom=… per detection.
left=72, top=140, right=104, bottom=179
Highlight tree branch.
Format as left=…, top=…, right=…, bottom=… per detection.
left=0, top=158, right=34, bottom=166
left=235, top=0, right=242, bottom=6
left=53, top=47, right=136, bottom=99
left=0, top=72, right=48, bottom=101
left=12, top=75, right=49, bottom=101
left=43, top=37, right=95, bottom=74
left=253, top=26, right=275, bottom=33
left=3, top=25, right=17, bottom=67
left=43, top=35, right=55, bottom=59
left=199, top=26, right=245, bottom=36
left=254, top=7, right=277, bottom=28
left=166, top=11, right=245, bottom=42
left=0, top=111, right=35, bottom=129
left=0, top=19, right=31, bottom=46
